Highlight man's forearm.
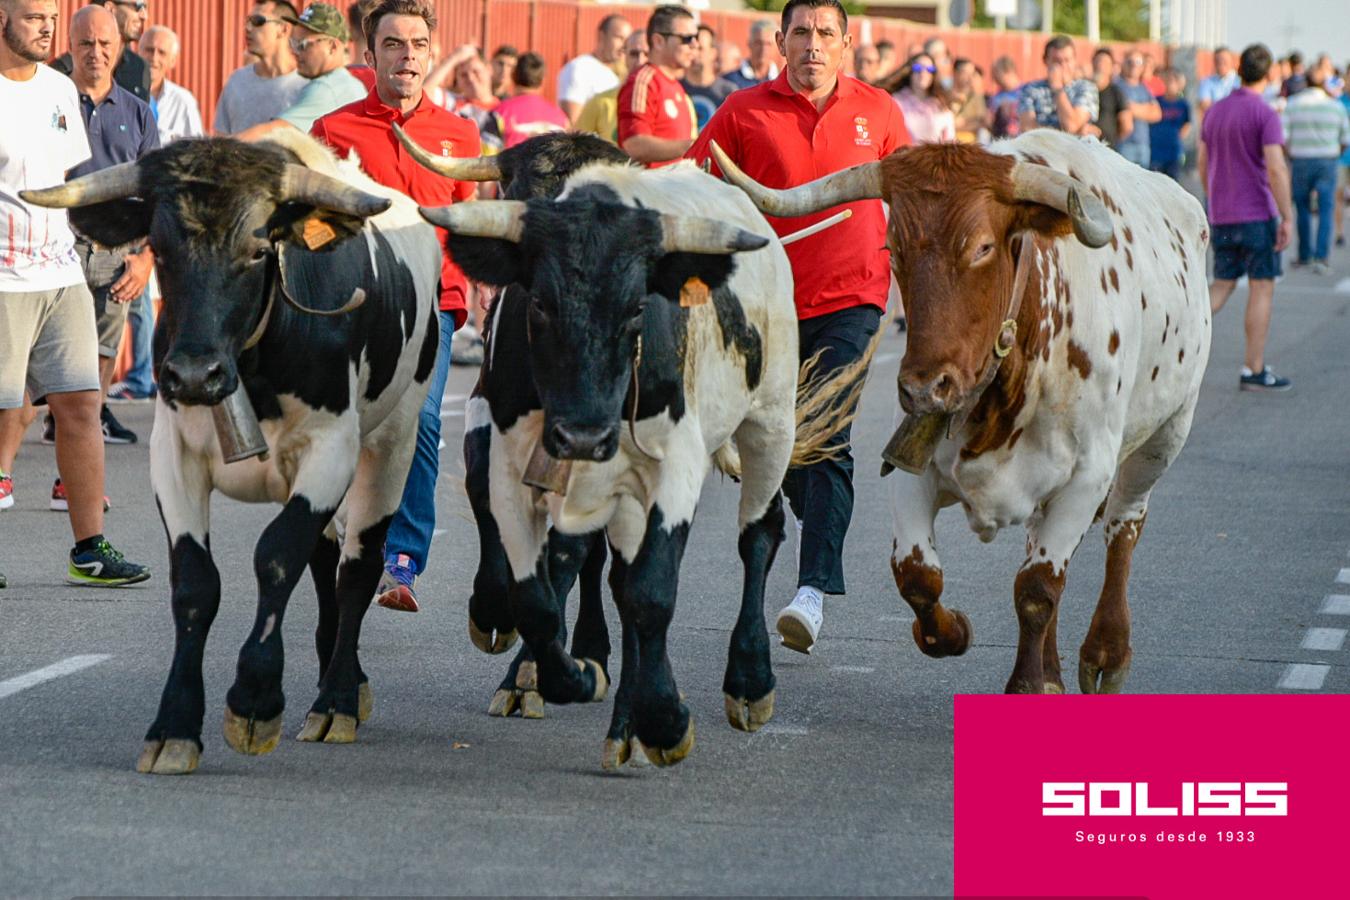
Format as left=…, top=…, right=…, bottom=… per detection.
left=622, top=133, right=693, bottom=164
left=1055, top=92, right=1087, bottom=133
left=1269, top=157, right=1293, bottom=221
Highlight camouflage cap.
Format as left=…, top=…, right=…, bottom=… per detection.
left=282, top=3, right=350, bottom=42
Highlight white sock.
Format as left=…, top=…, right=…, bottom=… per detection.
left=794, top=585, right=824, bottom=608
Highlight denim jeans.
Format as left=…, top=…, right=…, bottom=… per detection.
left=384, top=310, right=456, bottom=573
left=1291, top=156, right=1338, bottom=262
left=123, top=286, right=155, bottom=396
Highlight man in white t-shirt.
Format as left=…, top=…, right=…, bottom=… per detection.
left=214, top=0, right=305, bottom=134
left=138, top=24, right=203, bottom=145
left=0, top=0, right=150, bottom=586
left=556, top=12, right=630, bottom=123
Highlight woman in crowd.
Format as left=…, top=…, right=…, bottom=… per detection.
left=882, top=52, right=955, bottom=143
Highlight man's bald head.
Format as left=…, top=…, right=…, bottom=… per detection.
left=70, top=4, right=120, bottom=89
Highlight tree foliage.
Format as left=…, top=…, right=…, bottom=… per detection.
left=972, top=0, right=1150, bottom=43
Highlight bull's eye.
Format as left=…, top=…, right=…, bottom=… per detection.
left=250, top=247, right=270, bottom=264
left=971, top=241, right=995, bottom=265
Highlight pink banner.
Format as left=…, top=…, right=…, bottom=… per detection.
left=954, top=694, right=1349, bottom=898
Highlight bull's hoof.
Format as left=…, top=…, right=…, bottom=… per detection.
left=295, top=711, right=360, bottom=743
left=1043, top=681, right=1066, bottom=695
left=580, top=658, right=609, bottom=702
left=222, top=707, right=283, bottom=756
left=488, top=688, right=519, bottom=717
left=469, top=619, right=518, bottom=655
left=641, top=718, right=696, bottom=768
left=724, top=690, right=774, bottom=733
left=1079, top=659, right=1132, bottom=694
left=357, top=681, right=373, bottom=723
left=136, top=738, right=200, bottom=775
left=601, top=736, right=651, bottom=771
left=911, top=609, right=973, bottom=658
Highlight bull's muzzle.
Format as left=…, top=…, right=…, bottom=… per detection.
left=160, top=353, right=235, bottom=406
left=545, top=421, right=620, bottom=463
left=897, top=367, right=963, bottom=416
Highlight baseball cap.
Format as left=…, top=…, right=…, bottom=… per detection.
left=281, top=3, right=350, bottom=42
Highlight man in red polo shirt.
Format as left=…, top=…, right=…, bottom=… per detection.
left=688, top=0, right=909, bottom=654
left=311, top=0, right=478, bottom=613
left=618, top=4, right=697, bottom=167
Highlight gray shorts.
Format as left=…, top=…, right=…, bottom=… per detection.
left=0, top=282, right=101, bottom=408
left=76, top=242, right=131, bottom=358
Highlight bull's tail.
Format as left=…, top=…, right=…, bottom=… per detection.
left=789, top=303, right=892, bottom=469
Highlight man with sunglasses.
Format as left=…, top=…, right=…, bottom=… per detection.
left=618, top=4, right=698, bottom=167
left=688, top=0, right=908, bottom=654
left=235, top=3, right=365, bottom=141
left=50, top=0, right=150, bottom=102
left=214, top=0, right=304, bottom=134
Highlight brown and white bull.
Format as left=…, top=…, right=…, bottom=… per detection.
left=712, top=130, right=1211, bottom=694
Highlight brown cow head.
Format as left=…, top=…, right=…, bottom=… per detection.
left=709, top=140, right=1112, bottom=416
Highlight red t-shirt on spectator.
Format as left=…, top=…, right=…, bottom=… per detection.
left=618, top=64, right=696, bottom=168
left=312, top=88, right=479, bottom=325
left=687, top=72, right=909, bottom=320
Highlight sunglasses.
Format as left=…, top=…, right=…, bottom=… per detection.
left=912, top=63, right=936, bottom=74
left=657, top=32, right=700, bottom=47
left=290, top=36, right=330, bottom=53
left=246, top=13, right=282, bottom=28
left=113, top=0, right=148, bottom=10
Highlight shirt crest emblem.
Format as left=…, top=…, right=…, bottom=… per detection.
left=440, top=140, right=453, bottom=157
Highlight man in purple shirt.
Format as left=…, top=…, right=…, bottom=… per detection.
left=1198, top=43, right=1295, bottom=393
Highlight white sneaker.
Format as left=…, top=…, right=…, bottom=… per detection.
left=776, top=586, right=824, bottom=654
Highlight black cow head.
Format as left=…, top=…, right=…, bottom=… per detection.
left=21, top=139, right=390, bottom=406
left=422, top=190, right=768, bottom=462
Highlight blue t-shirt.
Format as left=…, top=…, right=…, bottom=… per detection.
left=1341, top=94, right=1350, bottom=165
left=1116, top=80, right=1154, bottom=152
left=70, top=82, right=159, bottom=179
left=1151, top=96, right=1191, bottom=165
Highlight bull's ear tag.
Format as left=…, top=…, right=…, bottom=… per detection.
left=680, top=276, right=710, bottom=308
left=302, top=217, right=337, bottom=251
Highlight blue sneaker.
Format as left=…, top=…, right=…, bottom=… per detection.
left=1239, top=366, right=1292, bottom=393
left=68, top=537, right=150, bottom=587
left=375, top=553, right=419, bottom=612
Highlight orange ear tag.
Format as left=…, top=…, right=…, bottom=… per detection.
left=302, top=218, right=337, bottom=250
left=679, top=276, right=710, bottom=308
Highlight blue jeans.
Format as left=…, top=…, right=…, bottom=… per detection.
left=123, top=286, right=155, bottom=395
left=1291, top=156, right=1338, bottom=262
left=384, top=310, right=455, bottom=573
left=1117, top=141, right=1150, bottom=168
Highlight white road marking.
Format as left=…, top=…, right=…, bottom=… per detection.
left=439, top=410, right=464, bottom=419
left=1337, top=569, right=1350, bottom=585
left=440, top=393, right=467, bottom=405
left=1300, top=628, right=1348, bottom=652
left=1277, top=663, right=1330, bottom=690
left=831, top=665, right=875, bottom=674
left=432, top=528, right=447, bottom=538
left=1334, top=277, right=1350, bottom=294
left=874, top=352, right=900, bottom=365
left=0, top=655, right=111, bottom=700
left=1320, top=594, right=1350, bottom=615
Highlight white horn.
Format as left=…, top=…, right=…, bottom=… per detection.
left=20, top=161, right=141, bottom=208
left=659, top=214, right=770, bottom=255
left=394, top=124, right=503, bottom=181
left=1010, top=161, right=1114, bottom=248
left=710, top=140, right=882, bottom=218
left=419, top=201, right=528, bottom=242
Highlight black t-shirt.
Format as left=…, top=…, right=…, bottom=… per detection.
left=1095, top=81, right=1127, bottom=145
left=683, top=77, right=737, bottom=131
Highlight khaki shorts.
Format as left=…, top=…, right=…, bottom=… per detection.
left=0, top=282, right=101, bottom=408
left=76, top=241, right=130, bottom=358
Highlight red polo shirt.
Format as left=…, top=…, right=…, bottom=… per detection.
left=312, top=88, right=480, bottom=325
left=687, top=72, right=909, bottom=320
left=618, top=64, right=697, bottom=168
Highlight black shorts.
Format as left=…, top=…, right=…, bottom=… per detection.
left=1212, top=218, right=1281, bottom=281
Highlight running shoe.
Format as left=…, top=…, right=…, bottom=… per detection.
left=67, top=537, right=151, bottom=587
left=51, top=478, right=110, bottom=512
left=0, top=472, right=13, bottom=510
left=375, top=552, right=420, bottom=612
left=101, top=404, right=138, bottom=444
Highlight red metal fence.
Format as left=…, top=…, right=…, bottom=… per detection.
left=53, top=1, right=1170, bottom=133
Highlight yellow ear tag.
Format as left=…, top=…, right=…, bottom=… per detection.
left=302, top=217, right=337, bottom=250
left=679, top=276, right=710, bottom=308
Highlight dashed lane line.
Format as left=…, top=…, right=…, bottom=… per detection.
left=1336, top=569, right=1350, bottom=585
left=1320, top=595, right=1350, bottom=615
left=0, top=655, right=111, bottom=700
left=1277, top=664, right=1330, bottom=691
left=1300, top=628, right=1348, bottom=652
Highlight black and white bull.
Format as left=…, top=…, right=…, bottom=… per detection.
left=24, top=132, right=442, bottom=774
left=406, top=138, right=865, bottom=768
left=403, top=132, right=632, bottom=721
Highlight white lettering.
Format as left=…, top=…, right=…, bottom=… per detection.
left=1043, top=782, right=1085, bottom=816
left=1244, top=782, right=1289, bottom=816
left=1089, top=782, right=1134, bottom=816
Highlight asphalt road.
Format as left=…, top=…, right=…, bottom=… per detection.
left=2, top=253, right=1348, bottom=897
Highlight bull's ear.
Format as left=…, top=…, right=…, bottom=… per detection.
left=69, top=199, right=153, bottom=249
left=648, top=252, right=737, bottom=305
left=1010, top=202, right=1075, bottom=241
left=445, top=234, right=527, bottom=288
left=269, top=202, right=367, bottom=252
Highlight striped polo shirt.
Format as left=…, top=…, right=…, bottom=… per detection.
left=1282, top=87, right=1350, bottom=159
